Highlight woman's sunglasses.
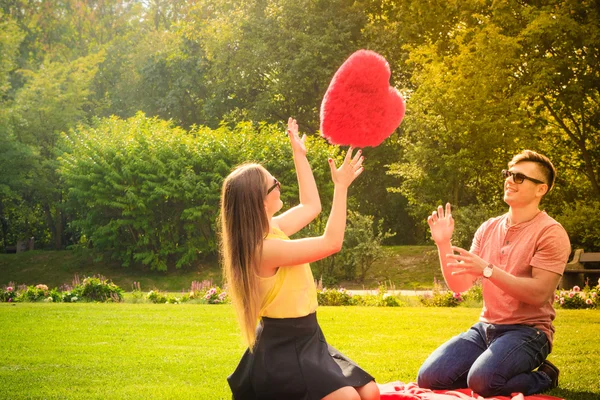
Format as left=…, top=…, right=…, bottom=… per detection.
left=501, top=169, right=545, bottom=185
left=267, top=178, right=281, bottom=194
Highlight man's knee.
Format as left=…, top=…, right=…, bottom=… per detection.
left=467, top=369, right=504, bottom=397
left=417, top=364, right=452, bottom=389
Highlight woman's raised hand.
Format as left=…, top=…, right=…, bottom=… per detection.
left=328, top=147, right=364, bottom=188
left=287, top=117, right=306, bottom=155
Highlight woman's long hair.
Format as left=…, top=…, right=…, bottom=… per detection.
left=220, top=164, right=270, bottom=350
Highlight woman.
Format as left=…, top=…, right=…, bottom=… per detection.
left=220, top=118, right=379, bottom=400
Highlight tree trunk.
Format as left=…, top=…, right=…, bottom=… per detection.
left=43, top=203, right=64, bottom=249
left=0, top=202, right=7, bottom=249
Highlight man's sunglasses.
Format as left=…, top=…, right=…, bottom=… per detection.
left=502, top=169, right=545, bottom=185
left=267, top=178, right=281, bottom=194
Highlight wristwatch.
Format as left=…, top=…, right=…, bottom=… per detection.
left=483, top=263, right=494, bottom=278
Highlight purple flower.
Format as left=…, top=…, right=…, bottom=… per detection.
left=586, top=299, right=593, bottom=305
left=573, top=286, right=581, bottom=292
left=7, top=287, right=13, bottom=292
left=8, top=298, right=12, bottom=303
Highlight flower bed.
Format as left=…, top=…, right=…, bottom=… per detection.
left=555, top=279, right=599, bottom=309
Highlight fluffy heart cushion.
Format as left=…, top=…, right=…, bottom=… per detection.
left=320, top=50, right=405, bottom=148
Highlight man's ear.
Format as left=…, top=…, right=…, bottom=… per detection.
left=537, top=183, right=549, bottom=198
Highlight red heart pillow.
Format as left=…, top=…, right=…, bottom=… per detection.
left=320, top=50, right=405, bottom=148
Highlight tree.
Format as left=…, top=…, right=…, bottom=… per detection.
left=183, top=0, right=369, bottom=131
left=516, top=1, right=600, bottom=200
left=387, top=20, right=532, bottom=224
left=384, top=0, right=600, bottom=239
left=339, top=211, right=395, bottom=283
left=0, top=11, right=23, bottom=98
left=10, top=52, right=104, bottom=248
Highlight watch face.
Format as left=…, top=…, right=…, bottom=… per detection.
left=484, top=266, right=493, bottom=278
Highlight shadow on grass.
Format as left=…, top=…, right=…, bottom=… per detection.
left=548, top=388, right=598, bottom=400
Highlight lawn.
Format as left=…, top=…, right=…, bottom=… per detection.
left=1, top=304, right=598, bottom=399
left=0, top=247, right=441, bottom=292
left=0, top=250, right=223, bottom=292
left=350, top=245, right=441, bottom=290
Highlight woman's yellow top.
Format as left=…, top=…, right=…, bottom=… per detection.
left=258, top=227, right=318, bottom=318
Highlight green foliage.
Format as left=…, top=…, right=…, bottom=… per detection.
left=146, top=289, right=169, bottom=304
left=1, top=0, right=599, bottom=256
left=60, top=113, right=337, bottom=270
left=462, top=282, right=483, bottom=304
left=339, top=211, right=395, bottom=282
left=452, top=204, right=504, bottom=249
left=184, top=0, right=368, bottom=131
left=555, top=201, right=600, bottom=251
left=200, top=286, right=229, bottom=304
left=145, top=284, right=229, bottom=305
left=0, top=11, right=24, bottom=96
left=385, top=0, right=600, bottom=244
left=79, top=276, right=123, bottom=302
left=16, top=284, right=50, bottom=302
left=419, top=278, right=463, bottom=307
left=309, top=211, right=394, bottom=284
left=317, top=288, right=353, bottom=306
left=2, top=276, right=123, bottom=303
left=348, top=286, right=406, bottom=307
left=555, top=281, right=599, bottom=310
left=0, top=284, right=16, bottom=302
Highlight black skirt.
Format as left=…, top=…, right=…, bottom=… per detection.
left=227, top=312, right=374, bottom=400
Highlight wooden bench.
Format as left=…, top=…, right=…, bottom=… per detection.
left=559, top=249, right=600, bottom=289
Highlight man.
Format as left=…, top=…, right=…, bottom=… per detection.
left=417, top=150, right=571, bottom=397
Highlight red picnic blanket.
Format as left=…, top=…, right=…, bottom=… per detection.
left=378, top=382, right=564, bottom=400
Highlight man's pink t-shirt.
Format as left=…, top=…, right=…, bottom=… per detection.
left=470, top=211, right=571, bottom=347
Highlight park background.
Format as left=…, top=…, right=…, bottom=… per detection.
left=1, top=1, right=599, bottom=399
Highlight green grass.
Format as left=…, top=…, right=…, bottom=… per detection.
left=0, top=250, right=222, bottom=292
left=0, top=247, right=441, bottom=292
left=342, top=245, right=441, bottom=290
left=0, top=304, right=598, bottom=399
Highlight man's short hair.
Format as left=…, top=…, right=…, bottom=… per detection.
left=508, top=150, right=556, bottom=192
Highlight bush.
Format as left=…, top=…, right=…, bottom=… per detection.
left=317, top=288, right=353, bottom=306
left=145, top=283, right=229, bottom=305
left=17, top=284, right=50, bottom=302
left=60, top=114, right=337, bottom=271
left=419, top=278, right=463, bottom=307
left=78, top=276, right=123, bottom=302
left=146, top=290, right=168, bottom=304
left=322, top=286, right=406, bottom=307
left=555, top=280, right=599, bottom=309
left=200, top=287, right=229, bottom=304
left=0, top=285, right=16, bottom=302
left=462, top=282, right=483, bottom=303
left=1, top=276, right=124, bottom=303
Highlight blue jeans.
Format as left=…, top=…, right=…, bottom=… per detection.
left=417, top=322, right=553, bottom=397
